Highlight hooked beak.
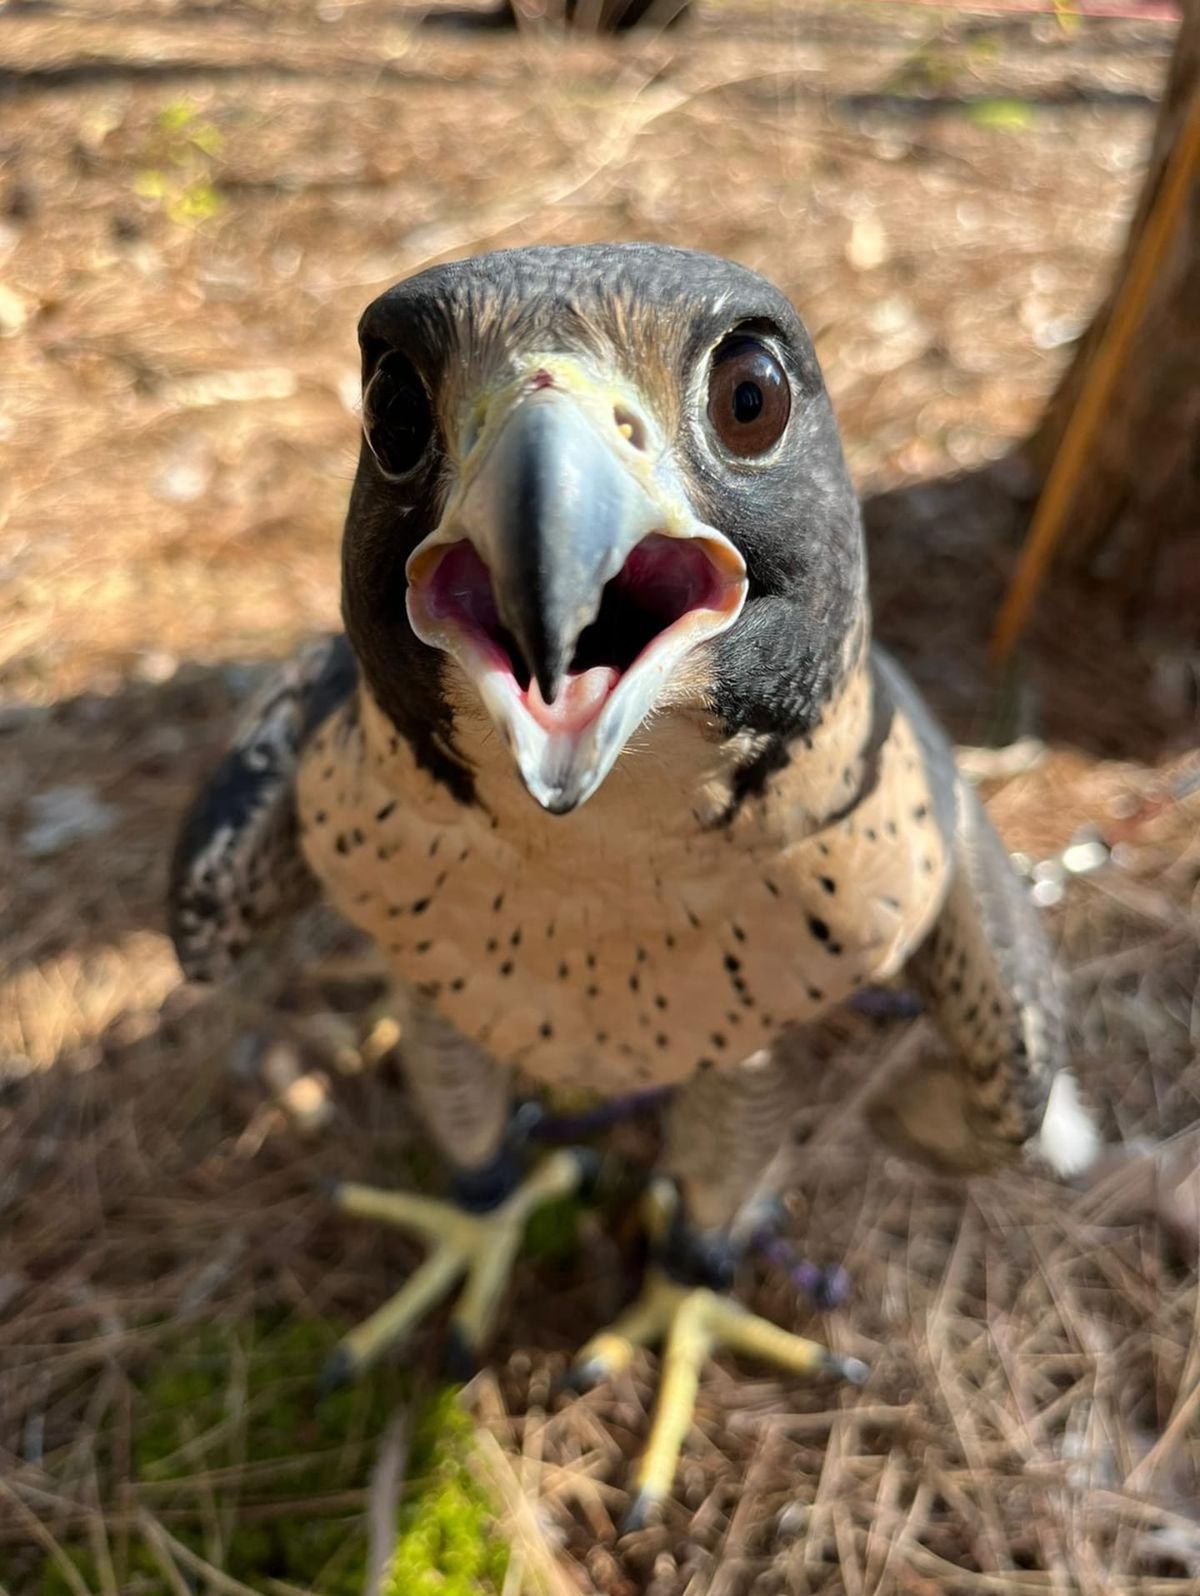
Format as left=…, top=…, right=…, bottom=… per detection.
left=405, top=365, right=746, bottom=813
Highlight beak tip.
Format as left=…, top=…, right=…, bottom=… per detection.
left=519, top=766, right=587, bottom=817
left=539, top=780, right=585, bottom=816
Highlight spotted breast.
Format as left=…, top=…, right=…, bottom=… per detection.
left=296, top=644, right=953, bottom=1095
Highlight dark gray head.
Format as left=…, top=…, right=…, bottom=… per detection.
left=342, top=244, right=866, bottom=813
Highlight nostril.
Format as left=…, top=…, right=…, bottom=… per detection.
left=614, top=405, right=647, bottom=451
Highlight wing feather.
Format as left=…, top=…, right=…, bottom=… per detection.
left=168, top=635, right=357, bottom=981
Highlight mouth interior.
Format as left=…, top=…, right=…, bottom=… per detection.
left=422, top=533, right=728, bottom=700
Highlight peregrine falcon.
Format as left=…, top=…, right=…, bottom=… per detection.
left=171, top=245, right=1097, bottom=1521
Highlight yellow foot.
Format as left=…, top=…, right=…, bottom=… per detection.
left=568, top=1268, right=867, bottom=1530
left=321, top=1147, right=589, bottom=1389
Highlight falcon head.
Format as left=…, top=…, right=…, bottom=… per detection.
left=343, top=245, right=865, bottom=814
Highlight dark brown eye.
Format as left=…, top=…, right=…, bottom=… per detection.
left=706, top=335, right=791, bottom=457
left=363, top=352, right=434, bottom=478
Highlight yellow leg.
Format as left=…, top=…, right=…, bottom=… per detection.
left=631, top=1276, right=865, bottom=1526
left=567, top=1250, right=868, bottom=1529
left=571, top=1271, right=681, bottom=1385
left=337, top=1246, right=467, bottom=1378
left=635, top=1286, right=714, bottom=1506
left=447, top=1153, right=585, bottom=1354
left=322, top=1148, right=587, bottom=1389
left=334, top=1182, right=480, bottom=1242
left=710, top=1295, right=848, bottom=1377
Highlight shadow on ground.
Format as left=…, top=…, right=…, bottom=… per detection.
left=3, top=464, right=1199, bottom=1590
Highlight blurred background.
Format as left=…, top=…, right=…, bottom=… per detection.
left=2, top=3, right=1198, bottom=1594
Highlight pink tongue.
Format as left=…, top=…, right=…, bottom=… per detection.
left=525, top=666, right=619, bottom=733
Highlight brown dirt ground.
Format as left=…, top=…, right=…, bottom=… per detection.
left=1, top=2, right=1198, bottom=1593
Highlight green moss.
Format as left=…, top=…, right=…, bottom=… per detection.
left=381, top=1390, right=509, bottom=1595
left=39, top=1318, right=507, bottom=1596
left=39, top=1544, right=165, bottom=1596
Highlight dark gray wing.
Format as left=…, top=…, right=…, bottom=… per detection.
left=864, top=651, right=1096, bottom=1176
left=869, top=775, right=1096, bottom=1177
left=168, top=635, right=358, bottom=982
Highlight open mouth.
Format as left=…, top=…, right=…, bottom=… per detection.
left=400, top=373, right=747, bottom=811
left=416, top=533, right=739, bottom=737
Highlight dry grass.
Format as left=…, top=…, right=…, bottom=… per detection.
left=2, top=2, right=1197, bottom=1592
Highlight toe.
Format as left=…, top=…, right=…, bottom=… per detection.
left=555, top=1356, right=606, bottom=1395
left=317, top=1344, right=358, bottom=1396
left=811, top=1265, right=851, bottom=1311
left=443, top=1323, right=479, bottom=1383
left=823, top=1349, right=869, bottom=1385
left=621, top=1490, right=665, bottom=1534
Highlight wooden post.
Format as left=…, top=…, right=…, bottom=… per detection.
left=992, top=3, right=1200, bottom=661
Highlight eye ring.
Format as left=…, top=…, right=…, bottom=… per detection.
left=363, top=352, right=435, bottom=479
left=706, top=334, right=791, bottom=459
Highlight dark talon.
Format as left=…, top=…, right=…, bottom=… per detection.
left=824, top=1350, right=869, bottom=1386
left=443, top=1324, right=478, bottom=1383
left=620, top=1490, right=662, bottom=1534
left=316, top=1175, right=343, bottom=1202
left=509, top=1098, right=546, bottom=1143
left=570, top=1146, right=602, bottom=1201
left=555, top=1357, right=604, bottom=1395
left=317, top=1345, right=356, bottom=1396
left=811, top=1265, right=850, bottom=1311
left=750, top=1222, right=852, bottom=1310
